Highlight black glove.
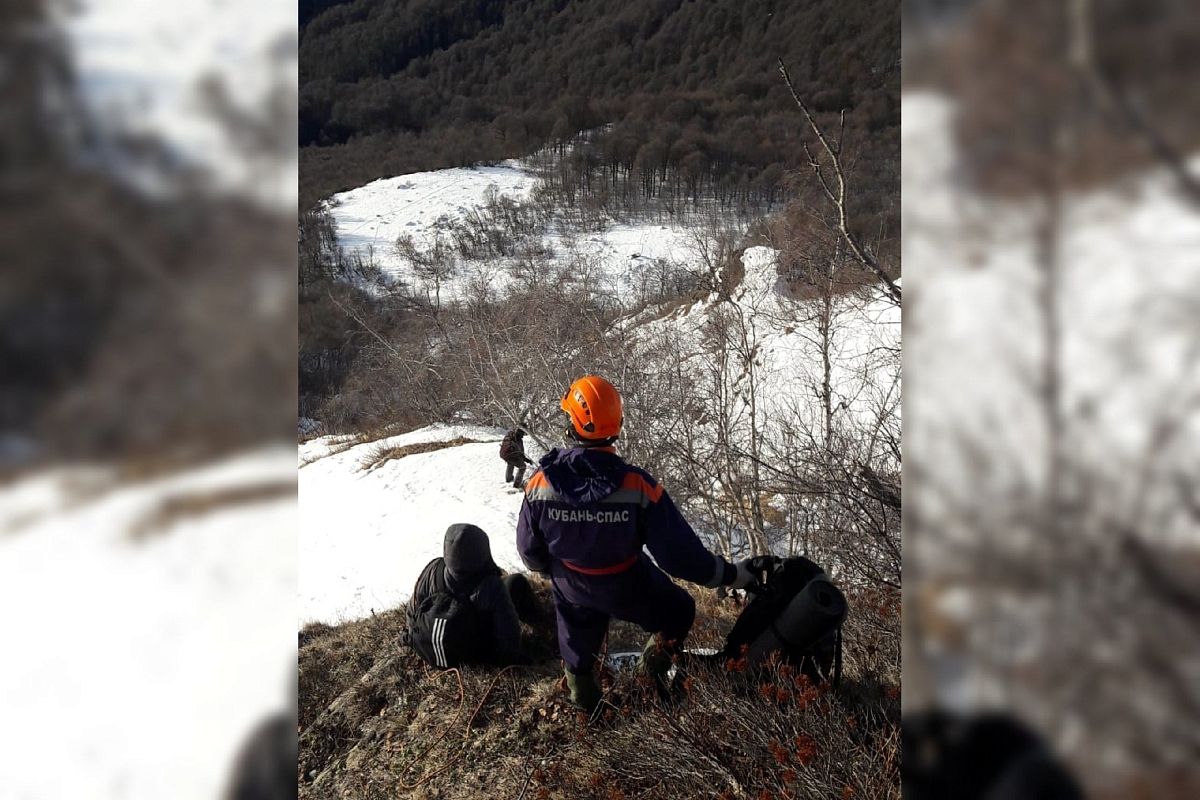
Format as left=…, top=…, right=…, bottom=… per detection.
left=748, top=555, right=781, bottom=576
left=732, top=556, right=780, bottom=592
left=729, top=558, right=757, bottom=590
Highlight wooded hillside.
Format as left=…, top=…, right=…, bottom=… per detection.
left=299, top=0, right=899, bottom=222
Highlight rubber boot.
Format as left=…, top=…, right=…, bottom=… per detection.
left=638, top=635, right=677, bottom=697
left=635, top=634, right=674, bottom=681
left=564, top=666, right=602, bottom=713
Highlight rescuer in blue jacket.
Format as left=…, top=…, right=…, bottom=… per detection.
left=516, top=375, right=754, bottom=711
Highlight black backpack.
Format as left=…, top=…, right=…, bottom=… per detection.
left=902, top=711, right=1085, bottom=799
left=405, top=558, right=487, bottom=668
left=720, top=555, right=847, bottom=686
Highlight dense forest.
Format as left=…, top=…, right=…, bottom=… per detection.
left=299, top=0, right=899, bottom=221
left=299, top=0, right=901, bottom=437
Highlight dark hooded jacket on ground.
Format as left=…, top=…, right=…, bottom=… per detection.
left=421, top=523, right=523, bottom=665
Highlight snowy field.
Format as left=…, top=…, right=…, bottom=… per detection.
left=298, top=243, right=902, bottom=627
left=904, top=91, right=1200, bottom=723
left=330, top=162, right=538, bottom=257
left=0, top=448, right=296, bottom=800
left=299, top=424, right=541, bottom=625
left=327, top=161, right=699, bottom=302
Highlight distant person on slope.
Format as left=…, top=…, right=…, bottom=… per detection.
left=516, top=375, right=756, bottom=712
left=406, top=524, right=538, bottom=668
left=499, top=427, right=535, bottom=489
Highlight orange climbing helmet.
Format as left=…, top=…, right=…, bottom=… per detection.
left=560, top=375, right=623, bottom=441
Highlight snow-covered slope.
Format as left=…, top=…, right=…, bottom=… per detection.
left=632, top=246, right=901, bottom=446
left=327, top=161, right=699, bottom=302
left=0, top=448, right=295, bottom=800
left=299, top=424, right=539, bottom=625
left=904, top=91, right=1200, bottom=737
left=331, top=162, right=538, bottom=258
left=298, top=244, right=902, bottom=626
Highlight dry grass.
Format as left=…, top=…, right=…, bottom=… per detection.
left=127, top=480, right=296, bottom=541
left=297, top=422, right=443, bottom=469
left=358, top=437, right=489, bottom=473
left=299, top=580, right=899, bottom=799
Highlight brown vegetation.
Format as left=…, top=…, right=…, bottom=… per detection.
left=359, top=436, right=489, bottom=473
left=298, top=581, right=899, bottom=799
left=907, top=0, right=1200, bottom=198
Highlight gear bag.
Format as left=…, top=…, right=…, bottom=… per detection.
left=720, top=555, right=847, bottom=686
left=405, top=557, right=486, bottom=668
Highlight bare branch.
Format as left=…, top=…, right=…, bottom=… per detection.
left=778, top=59, right=902, bottom=305
left=1070, top=0, right=1200, bottom=207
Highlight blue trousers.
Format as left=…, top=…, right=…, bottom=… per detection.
left=550, top=556, right=696, bottom=672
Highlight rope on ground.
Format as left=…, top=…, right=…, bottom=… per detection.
left=399, top=665, right=519, bottom=792
left=395, top=668, right=465, bottom=786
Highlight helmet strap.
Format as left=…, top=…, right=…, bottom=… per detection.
left=566, top=427, right=618, bottom=448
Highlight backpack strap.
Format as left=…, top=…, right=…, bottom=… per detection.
left=407, top=557, right=461, bottom=625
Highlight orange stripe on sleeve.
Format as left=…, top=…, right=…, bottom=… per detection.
left=621, top=471, right=664, bottom=502
left=524, top=471, right=549, bottom=493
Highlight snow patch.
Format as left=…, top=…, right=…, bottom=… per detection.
left=0, top=447, right=296, bottom=800
left=326, top=161, right=700, bottom=302
left=299, top=424, right=541, bottom=625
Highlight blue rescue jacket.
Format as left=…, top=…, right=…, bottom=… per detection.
left=516, top=446, right=734, bottom=587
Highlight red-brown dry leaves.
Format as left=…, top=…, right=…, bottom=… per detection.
left=793, top=734, right=818, bottom=765
left=726, top=644, right=752, bottom=672
left=769, top=739, right=790, bottom=765
left=792, top=676, right=822, bottom=710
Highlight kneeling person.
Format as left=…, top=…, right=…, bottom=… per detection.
left=517, top=375, right=755, bottom=711
left=406, top=523, right=535, bottom=667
